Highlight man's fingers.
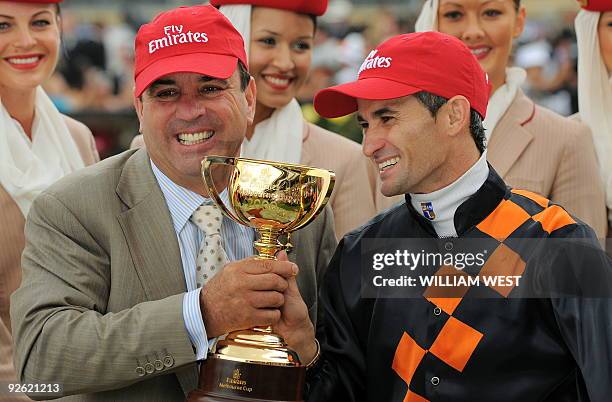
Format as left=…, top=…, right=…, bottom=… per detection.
left=284, top=275, right=303, bottom=299
left=251, top=308, right=281, bottom=327
left=247, top=291, right=285, bottom=308
left=248, top=273, right=289, bottom=292
left=276, top=250, right=289, bottom=261
left=242, top=259, right=298, bottom=278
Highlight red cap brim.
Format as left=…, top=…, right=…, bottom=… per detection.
left=314, top=78, right=422, bottom=118
left=134, top=52, right=239, bottom=97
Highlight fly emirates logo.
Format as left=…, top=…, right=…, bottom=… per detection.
left=149, top=25, right=209, bottom=54
left=358, top=49, right=392, bottom=75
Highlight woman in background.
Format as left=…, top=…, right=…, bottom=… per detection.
left=416, top=0, right=606, bottom=238
left=0, top=0, right=98, bottom=393
left=575, top=0, right=612, bottom=236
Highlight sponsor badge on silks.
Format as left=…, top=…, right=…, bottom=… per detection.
left=421, top=202, right=436, bottom=220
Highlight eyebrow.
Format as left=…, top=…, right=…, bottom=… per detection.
left=255, top=29, right=313, bottom=40
left=257, top=29, right=280, bottom=36
left=357, top=107, right=398, bottom=123
left=146, top=75, right=229, bottom=95
left=0, top=10, right=54, bottom=19
left=439, top=1, right=464, bottom=8
left=440, top=0, right=503, bottom=8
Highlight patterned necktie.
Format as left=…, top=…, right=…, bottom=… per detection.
left=190, top=204, right=228, bottom=288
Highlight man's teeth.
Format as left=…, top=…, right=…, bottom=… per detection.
left=379, top=157, right=400, bottom=171
left=8, top=56, right=39, bottom=65
left=178, top=131, right=214, bottom=145
left=265, top=76, right=290, bottom=86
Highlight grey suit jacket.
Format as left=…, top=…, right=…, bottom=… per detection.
left=10, top=148, right=337, bottom=401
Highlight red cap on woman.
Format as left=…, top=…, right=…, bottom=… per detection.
left=577, top=0, right=612, bottom=12
left=210, top=0, right=327, bottom=16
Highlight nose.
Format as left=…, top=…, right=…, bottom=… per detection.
left=174, top=93, right=207, bottom=122
left=362, top=130, right=385, bottom=160
left=460, top=14, right=485, bottom=43
left=271, top=44, right=295, bottom=72
left=13, top=26, right=37, bottom=50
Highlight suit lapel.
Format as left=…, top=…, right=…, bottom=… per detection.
left=487, top=89, right=535, bottom=178
left=116, top=149, right=186, bottom=299
left=115, top=149, right=198, bottom=394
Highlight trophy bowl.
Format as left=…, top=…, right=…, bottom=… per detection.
left=201, top=156, right=335, bottom=259
left=186, top=156, right=335, bottom=402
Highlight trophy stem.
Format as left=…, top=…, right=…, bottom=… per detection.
left=254, top=229, right=283, bottom=260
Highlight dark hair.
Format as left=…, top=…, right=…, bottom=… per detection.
left=414, top=91, right=486, bottom=154
left=237, top=60, right=251, bottom=91
left=513, top=0, right=521, bottom=11
left=308, top=14, right=317, bottom=32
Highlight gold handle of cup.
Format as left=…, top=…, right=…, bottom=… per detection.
left=201, top=155, right=246, bottom=227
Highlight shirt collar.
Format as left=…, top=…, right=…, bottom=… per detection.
left=404, top=160, right=508, bottom=237
left=409, top=151, right=490, bottom=237
left=150, top=160, right=230, bottom=233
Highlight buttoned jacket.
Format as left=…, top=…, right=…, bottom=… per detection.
left=11, top=149, right=336, bottom=401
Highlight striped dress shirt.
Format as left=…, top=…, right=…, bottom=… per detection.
left=151, top=161, right=254, bottom=360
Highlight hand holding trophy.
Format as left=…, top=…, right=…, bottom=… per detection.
left=187, top=156, right=334, bottom=402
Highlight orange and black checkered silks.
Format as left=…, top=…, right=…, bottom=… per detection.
left=306, top=167, right=611, bottom=402
left=392, top=188, right=578, bottom=402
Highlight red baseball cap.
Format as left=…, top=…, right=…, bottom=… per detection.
left=577, top=0, right=612, bottom=11
left=314, top=32, right=491, bottom=119
left=134, top=5, right=248, bottom=97
left=210, top=0, right=328, bottom=16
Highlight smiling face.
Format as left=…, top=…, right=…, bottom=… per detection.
left=358, top=95, right=451, bottom=196
left=249, top=7, right=314, bottom=122
left=134, top=68, right=256, bottom=195
left=599, top=11, right=612, bottom=73
left=437, top=0, right=525, bottom=92
left=0, top=2, right=60, bottom=95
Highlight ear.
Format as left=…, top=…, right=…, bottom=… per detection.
left=133, top=94, right=145, bottom=134
left=513, top=7, right=526, bottom=39
left=245, top=76, right=257, bottom=126
left=443, top=95, right=471, bottom=138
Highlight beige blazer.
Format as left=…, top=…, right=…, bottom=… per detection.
left=131, top=122, right=380, bottom=239
left=570, top=112, right=612, bottom=239
left=487, top=89, right=607, bottom=238
left=10, top=148, right=337, bottom=401
left=0, top=121, right=99, bottom=330
left=0, top=123, right=98, bottom=401
left=300, top=122, right=380, bottom=237
left=0, top=315, right=19, bottom=389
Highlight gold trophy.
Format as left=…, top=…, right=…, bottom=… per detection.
left=187, top=156, right=335, bottom=402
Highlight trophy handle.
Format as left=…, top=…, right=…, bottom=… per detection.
left=201, top=156, right=245, bottom=226
left=290, top=169, right=336, bottom=232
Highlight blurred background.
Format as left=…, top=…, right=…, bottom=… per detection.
left=51, top=0, right=583, bottom=158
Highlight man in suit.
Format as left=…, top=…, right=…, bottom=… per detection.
left=10, top=5, right=336, bottom=401
left=280, top=32, right=612, bottom=401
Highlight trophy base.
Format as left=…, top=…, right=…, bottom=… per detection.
left=186, top=357, right=305, bottom=402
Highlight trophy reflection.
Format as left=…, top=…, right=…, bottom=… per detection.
left=186, top=156, right=335, bottom=402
